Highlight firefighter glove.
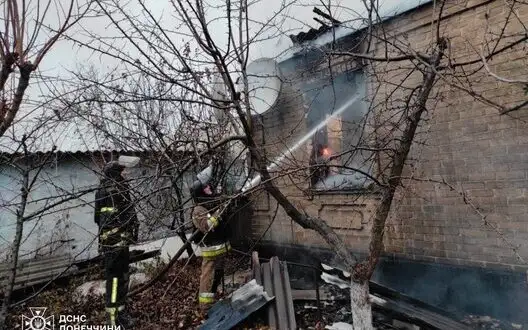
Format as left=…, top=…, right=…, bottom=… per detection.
left=207, top=215, right=219, bottom=230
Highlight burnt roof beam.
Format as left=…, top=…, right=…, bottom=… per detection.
left=313, top=7, right=342, bottom=26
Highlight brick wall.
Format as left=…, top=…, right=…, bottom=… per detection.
left=244, top=0, right=528, bottom=272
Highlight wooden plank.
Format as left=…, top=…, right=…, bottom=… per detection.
left=130, top=250, right=160, bottom=264
left=0, top=255, right=71, bottom=272
left=371, top=294, right=471, bottom=330
left=2, top=250, right=161, bottom=293
left=73, top=249, right=158, bottom=269
left=1, top=266, right=76, bottom=287
left=368, top=281, right=469, bottom=327
left=291, top=289, right=469, bottom=329
left=0, top=260, right=73, bottom=279
left=12, top=265, right=98, bottom=291
left=14, top=266, right=74, bottom=283
left=12, top=271, right=75, bottom=291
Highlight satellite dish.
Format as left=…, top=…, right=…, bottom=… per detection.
left=246, top=58, right=282, bottom=115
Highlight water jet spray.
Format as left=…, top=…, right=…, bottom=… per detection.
left=241, top=93, right=361, bottom=193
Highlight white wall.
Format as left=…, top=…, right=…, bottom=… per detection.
left=0, top=156, right=102, bottom=261
left=0, top=154, right=195, bottom=262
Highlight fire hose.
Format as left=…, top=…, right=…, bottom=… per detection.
left=129, top=154, right=269, bottom=296
left=129, top=198, right=235, bottom=297
left=130, top=146, right=277, bottom=297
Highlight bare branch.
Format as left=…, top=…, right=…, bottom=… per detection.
left=480, top=47, right=528, bottom=84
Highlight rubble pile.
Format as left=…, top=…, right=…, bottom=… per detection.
left=6, top=254, right=525, bottom=330
left=294, top=299, right=405, bottom=330
left=5, top=255, right=261, bottom=330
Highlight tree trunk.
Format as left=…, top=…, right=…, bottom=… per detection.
left=350, top=280, right=373, bottom=330
left=0, top=63, right=33, bottom=138
left=172, top=183, right=194, bottom=258
left=365, top=40, right=447, bottom=280
left=0, top=169, right=29, bottom=329
left=348, top=40, right=447, bottom=329
left=0, top=53, right=16, bottom=92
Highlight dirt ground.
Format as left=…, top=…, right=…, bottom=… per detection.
left=6, top=256, right=274, bottom=329
left=6, top=255, right=524, bottom=330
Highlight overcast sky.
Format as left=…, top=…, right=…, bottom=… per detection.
left=0, top=0, right=431, bottom=151
left=35, top=0, right=417, bottom=81
left=10, top=0, right=427, bottom=134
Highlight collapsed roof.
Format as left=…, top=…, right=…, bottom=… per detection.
left=281, top=0, right=433, bottom=62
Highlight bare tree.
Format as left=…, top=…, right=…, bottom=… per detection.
left=0, top=1, right=94, bottom=327
left=0, top=135, right=102, bottom=328
left=47, top=64, right=236, bottom=247
left=0, top=140, right=55, bottom=326
left=0, top=0, right=92, bottom=138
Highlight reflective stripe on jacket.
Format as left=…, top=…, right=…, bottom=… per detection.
left=100, top=207, right=117, bottom=213
left=95, top=181, right=139, bottom=250
left=201, top=242, right=231, bottom=259
left=99, top=226, right=133, bottom=247
left=192, top=204, right=231, bottom=249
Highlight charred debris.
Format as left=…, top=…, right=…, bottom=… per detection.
left=200, top=251, right=473, bottom=330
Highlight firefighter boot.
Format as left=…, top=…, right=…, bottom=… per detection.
left=106, top=308, right=136, bottom=329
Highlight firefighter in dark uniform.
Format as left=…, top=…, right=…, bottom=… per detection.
left=94, top=159, right=139, bottom=328
left=190, top=175, right=232, bottom=313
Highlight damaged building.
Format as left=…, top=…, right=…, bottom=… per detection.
left=231, top=0, right=528, bottom=326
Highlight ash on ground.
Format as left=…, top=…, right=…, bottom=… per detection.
left=291, top=283, right=526, bottom=330
left=294, top=284, right=405, bottom=330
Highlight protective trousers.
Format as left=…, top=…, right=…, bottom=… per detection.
left=198, top=243, right=230, bottom=309
left=104, top=246, right=130, bottom=325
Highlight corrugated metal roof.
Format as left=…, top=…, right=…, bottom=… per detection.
left=279, top=0, right=433, bottom=62
left=252, top=252, right=297, bottom=329
left=0, top=111, right=214, bottom=155
left=199, top=279, right=273, bottom=330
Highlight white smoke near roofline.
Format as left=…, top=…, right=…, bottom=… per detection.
left=208, top=53, right=372, bottom=193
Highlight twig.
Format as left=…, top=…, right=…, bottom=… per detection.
left=407, top=176, right=527, bottom=264
left=479, top=47, right=528, bottom=84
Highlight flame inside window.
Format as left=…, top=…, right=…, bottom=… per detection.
left=302, top=69, right=371, bottom=191
left=321, top=147, right=331, bottom=158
